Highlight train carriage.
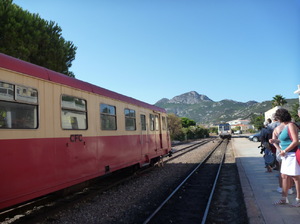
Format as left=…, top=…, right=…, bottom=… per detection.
left=218, top=123, right=231, bottom=140
left=0, top=53, right=171, bottom=210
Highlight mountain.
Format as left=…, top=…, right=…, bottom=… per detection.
left=168, top=91, right=213, bottom=104
left=154, top=91, right=298, bottom=125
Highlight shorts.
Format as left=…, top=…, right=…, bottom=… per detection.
left=280, top=152, right=300, bottom=176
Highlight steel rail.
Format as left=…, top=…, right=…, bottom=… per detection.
left=167, top=139, right=216, bottom=162
left=201, top=140, right=227, bottom=224
left=143, top=139, right=225, bottom=224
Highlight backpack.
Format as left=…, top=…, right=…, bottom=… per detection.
left=258, top=128, right=275, bottom=166
left=260, top=127, right=273, bottom=151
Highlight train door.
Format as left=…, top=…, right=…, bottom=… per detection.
left=161, top=115, right=168, bottom=149
left=140, top=114, right=149, bottom=156
left=59, top=95, right=94, bottom=181
left=154, top=113, right=163, bottom=152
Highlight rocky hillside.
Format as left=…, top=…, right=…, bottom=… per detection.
left=154, top=91, right=298, bottom=125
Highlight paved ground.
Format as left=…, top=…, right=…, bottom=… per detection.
left=231, top=137, right=300, bottom=224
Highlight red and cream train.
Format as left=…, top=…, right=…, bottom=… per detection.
left=0, top=53, right=171, bottom=210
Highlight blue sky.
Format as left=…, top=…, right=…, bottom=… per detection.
left=14, top=0, right=300, bottom=104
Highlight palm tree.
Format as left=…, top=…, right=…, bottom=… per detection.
left=272, top=95, right=287, bottom=107
left=290, top=103, right=300, bottom=122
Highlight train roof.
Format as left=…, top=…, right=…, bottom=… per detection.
left=0, top=53, right=166, bottom=113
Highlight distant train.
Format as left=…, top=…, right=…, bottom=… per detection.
left=218, top=123, right=231, bottom=140
left=0, top=53, right=171, bottom=210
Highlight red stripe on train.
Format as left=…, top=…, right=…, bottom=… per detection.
left=0, top=134, right=170, bottom=210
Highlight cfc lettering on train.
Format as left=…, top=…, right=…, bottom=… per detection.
left=70, top=134, right=83, bottom=142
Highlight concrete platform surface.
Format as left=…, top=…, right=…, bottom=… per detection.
left=231, top=137, right=300, bottom=224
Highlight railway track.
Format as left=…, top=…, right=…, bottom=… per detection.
left=144, top=139, right=228, bottom=224
left=169, top=138, right=216, bottom=161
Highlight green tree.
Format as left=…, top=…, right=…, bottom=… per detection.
left=272, top=95, right=287, bottom=107
left=0, top=0, right=77, bottom=77
left=209, top=127, right=218, bottom=135
left=181, top=117, right=196, bottom=128
left=168, top=114, right=209, bottom=141
left=186, top=126, right=195, bottom=139
left=194, top=125, right=209, bottom=138
left=186, top=125, right=209, bottom=139
left=291, top=103, right=300, bottom=122
left=167, top=114, right=183, bottom=141
left=250, top=114, right=264, bottom=130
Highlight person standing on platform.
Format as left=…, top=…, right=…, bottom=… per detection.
left=268, top=114, right=281, bottom=171
left=261, top=115, right=280, bottom=172
left=269, top=108, right=300, bottom=207
left=268, top=114, right=280, bottom=131
left=271, top=122, right=294, bottom=194
left=260, top=122, right=275, bottom=172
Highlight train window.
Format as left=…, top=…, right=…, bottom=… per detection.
left=61, top=95, right=87, bottom=130
left=150, top=114, right=155, bottom=131
left=0, top=81, right=14, bottom=101
left=124, top=108, right=136, bottom=131
left=61, top=95, right=86, bottom=111
left=162, top=116, right=167, bottom=130
left=140, top=114, right=146, bottom=130
left=100, top=104, right=117, bottom=130
left=155, top=115, right=159, bottom=131
left=15, top=85, right=38, bottom=104
left=0, top=102, right=38, bottom=129
left=0, top=81, right=38, bottom=129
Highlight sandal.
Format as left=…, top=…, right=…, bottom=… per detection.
left=291, top=199, right=300, bottom=207
left=273, top=198, right=289, bottom=205
left=265, top=166, right=272, bottom=173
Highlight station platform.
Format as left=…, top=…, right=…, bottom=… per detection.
left=231, top=137, right=300, bottom=224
